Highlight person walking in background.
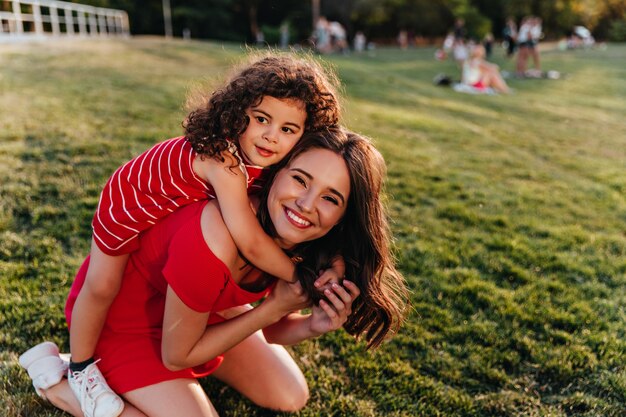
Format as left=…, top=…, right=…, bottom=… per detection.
left=397, top=30, right=408, bottom=49
left=516, top=16, right=543, bottom=77
left=527, top=17, right=543, bottom=76
left=515, top=16, right=531, bottom=76
left=329, top=21, right=348, bottom=54
left=453, top=18, right=466, bottom=44
left=353, top=31, right=366, bottom=53
left=279, top=22, right=290, bottom=49
left=503, top=17, right=518, bottom=58
left=255, top=30, right=265, bottom=47
left=440, top=31, right=455, bottom=60
left=312, top=17, right=331, bottom=53
left=452, top=18, right=468, bottom=67
left=483, top=33, right=494, bottom=58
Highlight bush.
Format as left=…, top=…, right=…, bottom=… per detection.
left=608, top=20, right=626, bottom=42
left=260, top=25, right=281, bottom=45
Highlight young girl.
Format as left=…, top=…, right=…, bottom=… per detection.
left=65, top=54, right=342, bottom=417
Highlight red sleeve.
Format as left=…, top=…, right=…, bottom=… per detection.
left=162, top=212, right=230, bottom=313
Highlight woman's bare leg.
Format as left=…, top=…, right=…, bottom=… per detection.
left=123, top=379, right=218, bottom=417
left=482, top=69, right=510, bottom=93
left=43, top=380, right=146, bottom=417
left=211, top=330, right=308, bottom=412
left=516, top=47, right=528, bottom=75
left=492, top=73, right=510, bottom=93
left=531, top=47, right=541, bottom=70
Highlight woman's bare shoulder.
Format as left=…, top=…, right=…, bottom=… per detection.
left=199, top=201, right=239, bottom=269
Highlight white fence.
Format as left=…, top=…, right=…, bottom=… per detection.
left=0, top=0, right=129, bottom=40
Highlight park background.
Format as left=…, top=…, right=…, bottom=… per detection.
left=1, top=1, right=626, bottom=416
left=29, top=0, right=626, bottom=44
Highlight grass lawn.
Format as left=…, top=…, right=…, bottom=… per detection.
left=1, top=37, right=625, bottom=416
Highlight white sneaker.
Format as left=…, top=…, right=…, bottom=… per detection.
left=19, top=341, right=60, bottom=368
left=19, top=341, right=69, bottom=398
left=68, top=360, right=124, bottom=417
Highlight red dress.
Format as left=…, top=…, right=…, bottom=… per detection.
left=66, top=201, right=273, bottom=393
left=92, top=137, right=266, bottom=255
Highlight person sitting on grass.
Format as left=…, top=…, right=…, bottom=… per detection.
left=462, top=44, right=511, bottom=94
left=19, top=128, right=410, bottom=417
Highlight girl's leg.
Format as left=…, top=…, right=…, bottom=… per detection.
left=43, top=380, right=146, bottom=417
left=70, top=239, right=129, bottom=362
left=123, top=379, right=218, bottom=417
left=67, top=240, right=128, bottom=414
left=211, top=330, right=309, bottom=412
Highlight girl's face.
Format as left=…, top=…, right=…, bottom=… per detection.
left=239, top=96, right=306, bottom=167
left=268, top=148, right=350, bottom=248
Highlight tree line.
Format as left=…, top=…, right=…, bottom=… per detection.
left=81, top=0, right=626, bottom=43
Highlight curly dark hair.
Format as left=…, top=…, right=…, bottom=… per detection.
left=183, top=53, right=341, bottom=160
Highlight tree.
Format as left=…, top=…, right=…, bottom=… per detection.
left=72, top=0, right=625, bottom=42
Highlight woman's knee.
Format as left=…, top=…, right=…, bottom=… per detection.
left=259, top=378, right=309, bottom=412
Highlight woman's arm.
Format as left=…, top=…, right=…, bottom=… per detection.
left=161, top=279, right=309, bottom=371
left=263, top=280, right=360, bottom=345
left=478, top=59, right=499, bottom=72
left=194, top=155, right=297, bottom=283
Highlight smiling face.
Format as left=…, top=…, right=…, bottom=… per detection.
left=238, top=96, right=307, bottom=167
left=267, top=148, right=351, bottom=248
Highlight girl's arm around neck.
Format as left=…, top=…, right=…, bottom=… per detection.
left=194, top=154, right=297, bottom=283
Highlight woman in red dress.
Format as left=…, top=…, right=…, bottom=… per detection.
left=32, top=128, right=409, bottom=417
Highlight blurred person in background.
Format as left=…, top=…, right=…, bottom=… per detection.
left=503, top=17, right=517, bottom=58
left=462, top=44, right=510, bottom=93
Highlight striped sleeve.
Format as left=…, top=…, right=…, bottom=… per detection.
left=92, top=137, right=214, bottom=255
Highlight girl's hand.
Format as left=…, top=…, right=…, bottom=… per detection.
left=313, top=256, right=345, bottom=291
left=265, top=279, right=310, bottom=318
left=309, top=280, right=360, bottom=335
left=313, top=269, right=341, bottom=291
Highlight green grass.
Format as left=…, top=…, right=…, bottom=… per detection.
left=1, top=38, right=625, bottom=416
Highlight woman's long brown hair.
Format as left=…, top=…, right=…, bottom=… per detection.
left=257, top=128, right=410, bottom=349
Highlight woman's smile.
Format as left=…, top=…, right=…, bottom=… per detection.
left=284, top=207, right=312, bottom=228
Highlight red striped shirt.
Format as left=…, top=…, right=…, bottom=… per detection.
left=92, top=137, right=265, bottom=255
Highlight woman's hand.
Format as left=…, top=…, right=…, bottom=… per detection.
left=265, top=279, right=310, bottom=319
left=309, top=280, right=360, bottom=335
